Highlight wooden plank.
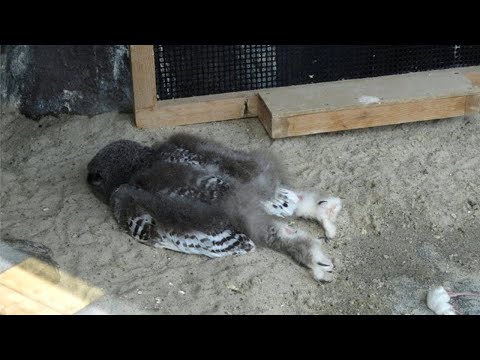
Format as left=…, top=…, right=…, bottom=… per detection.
left=129, top=44, right=260, bottom=128
left=0, top=284, right=61, bottom=315
left=260, top=66, right=480, bottom=117
left=285, top=97, right=466, bottom=137
left=465, top=72, right=480, bottom=87
left=256, top=95, right=273, bottom=137
left=136, top=91, right=259, bottom=128
left=465, top=94, right=480, bottom=119
left=0, top=258, right=103, bottom=315
left=130, top=45, right=157, bottom=126
left=258, top=66, right=480, bottom=138
left=464, top=69, right=480, bottom=119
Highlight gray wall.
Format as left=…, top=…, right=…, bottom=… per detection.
left=1, top=45, right=133, bottom=119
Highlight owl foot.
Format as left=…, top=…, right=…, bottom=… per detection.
left=310, top=239, right=335, bottom=283
left=262, top=188, right=300, bottom=218
left=272, top=222, right=335, bottom=283
left=128, top=214, right=158, bottom=244
left=295, top=193, right=342, bottom=240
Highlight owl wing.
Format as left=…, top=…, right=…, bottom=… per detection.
left=159, top=146, right=202, bottom=165
left=156, top=134, right=263, bottom=181
left=110, top=184, right=255, bottom=257
left=159, top=172, right=231, bottom=204
left=151, top=227, right=255, bottom=258
left=130, top=161, right=232, bottom=205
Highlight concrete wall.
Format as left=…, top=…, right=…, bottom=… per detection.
left=1, top=45, right=133, bottom=119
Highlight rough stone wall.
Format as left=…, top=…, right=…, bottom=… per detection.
left=1, top=45, right=133, bottom=119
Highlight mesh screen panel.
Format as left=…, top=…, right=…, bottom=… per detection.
left=154, top=45, right=480, bottom=100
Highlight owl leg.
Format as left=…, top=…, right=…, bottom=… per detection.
left=265, top=188, right=342, bottom=241
left=267, top=222, right=335, bottom=283
left=110, top=185, right=160, bottom=246
left=263, top=188, right=342, bottom=240
left=262, top=188, right=300, bottom=218
left=294, top=192, right=342, bottom=240
left=128, top=214, right=158, bottom=245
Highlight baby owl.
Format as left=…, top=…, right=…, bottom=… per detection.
left=87, top=134, right=342, bottom=282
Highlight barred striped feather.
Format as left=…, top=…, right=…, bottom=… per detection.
left=153, top=228, right=255, bottom=258
left=160, top=148, right=201, bottom=165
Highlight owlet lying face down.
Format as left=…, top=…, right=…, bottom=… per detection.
left=87, top=133, right=342, bottom=282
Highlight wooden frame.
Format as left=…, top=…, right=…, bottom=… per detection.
left=130, top=45, right=259, bottom=128
left=130, top=45, right=480, bottom=138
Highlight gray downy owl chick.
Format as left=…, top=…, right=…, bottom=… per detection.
left=87, top=134, right=343, bottom=282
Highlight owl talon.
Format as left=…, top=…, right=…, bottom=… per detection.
left=128, top=214, right=156, bottom=241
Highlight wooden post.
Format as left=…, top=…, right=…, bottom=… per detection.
left=129, top=45, right=157, bottom=127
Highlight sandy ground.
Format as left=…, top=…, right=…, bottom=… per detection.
left=1, top=110, right=479, bottom=315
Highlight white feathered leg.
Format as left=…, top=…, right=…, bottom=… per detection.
left=269, top=222, right=335, bottom=283
left=262, top=188, right=299, bottom=218
left=294, top=192, right=342, bottom=240
left=263, top=188, right=342, bottom=240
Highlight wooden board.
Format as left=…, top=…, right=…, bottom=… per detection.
left=258, top=66, right=480, bottom=138
left=130, top=45, right=259, bottom=128
left=136, top=90, right=259, bottom=128
left=465, top=94, right=480, bottom=118
left=0, top=257, right=103, bottom=315
left=285, top=97, right=466, bottom=137
left=0, top=284, right=61, bottom=315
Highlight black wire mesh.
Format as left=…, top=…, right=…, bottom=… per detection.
left=154, top=45, right=480, bottom=100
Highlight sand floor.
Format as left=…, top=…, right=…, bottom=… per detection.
left=1, top=110, right=479, bottom=315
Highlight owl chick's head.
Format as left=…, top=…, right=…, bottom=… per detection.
left=87, top=140, right=154, bottom=203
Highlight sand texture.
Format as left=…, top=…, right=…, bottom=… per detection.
left=1, top=110, right=479, bottom=314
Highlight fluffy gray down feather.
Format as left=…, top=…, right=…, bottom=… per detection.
left=87, top=134, right=292, bottom=257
